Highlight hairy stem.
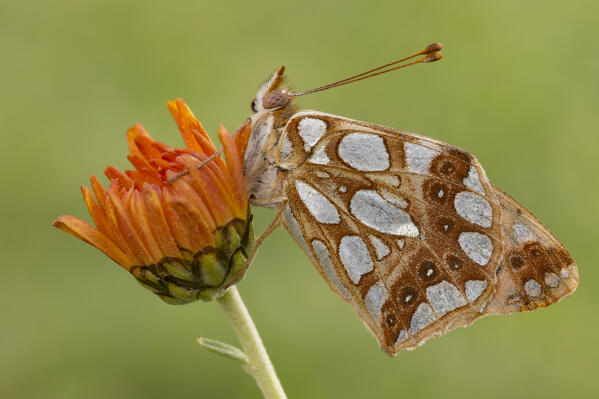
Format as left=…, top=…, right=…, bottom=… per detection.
left=216, top=286, right=287, bottom=399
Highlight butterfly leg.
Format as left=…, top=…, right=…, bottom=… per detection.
left=249, top=196, right=288, bottom=208
left=224, top=205, right=284, bottom=288
left=167, top=148, right=224, bottom=183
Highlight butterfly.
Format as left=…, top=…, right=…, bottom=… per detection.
left=230, top=43, right=579, bottom=355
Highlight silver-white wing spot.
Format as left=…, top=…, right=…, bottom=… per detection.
left=309, top=146, right=330, bottom=165
left=350, top=189, right=419, bottom=237
left=544, top=272, right=559, bottom=288
left=404, top=142, right=439, bottom=174
left=338, top=133, right=390, bottom=171
left=369, top=235, right=390, bottom=260
left=463, top=166, right=485, bottom=194
left=298, top=118, right=326, bottom=150
left=394, top=329, right=408, bottom=346
left=365, top=282, right=387, bottom=321
left=281, top=204, right=310, bottom=256
left=295, top=180, right=340, bottom=224
left=311, top=240, right=350, bottom=298
left=465, top=280, right=487, bottom=302
left=512, top=223, right=535, bottom=243
left=409, top=303, right=436, bottom=335
left=458, top=232, right=493, bottom=266
left=381, top=190, right=408, bottom=209
left=425, top=280, right=468, bottom=318
left=279, top=134, right=293, bottom=161
left=525, top=279, right=542, bottom=297
left=339, top=235, right=373, bottom=284
left=454, top=191, right=493, bottom=228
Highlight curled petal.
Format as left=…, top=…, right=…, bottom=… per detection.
left=167, top=99, right=215, bottom=154
left=53, top=216, right=134, bottom=269
left=105, top=166, right=133, bottom=190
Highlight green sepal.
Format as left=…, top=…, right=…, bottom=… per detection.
left=130, top=208, right=256, bottom=304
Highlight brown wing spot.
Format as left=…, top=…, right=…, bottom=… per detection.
left=385, top=314, right=397, bottom=328
left=446, top=254, right=462, bottom=270
left=398, top=286, right=419, bottom=305
left=524, top=242, right=543, bottom=258
left=510, top=254, right=526, bottom=270
left=448, top=148, right=473, bottom=163
left=417, top=260, right=439, bottom=281
left=430, top=182, right=448, bottom=202
left=440, top=161, right=455, bottom=176
left=380, top=301, right=404, bottom=349
left=438, top=217, right=453, bottom=233
left=430, top=153, right=470, bottom=183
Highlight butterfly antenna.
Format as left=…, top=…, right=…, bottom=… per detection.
left=288, top=42, right=443, bottom=97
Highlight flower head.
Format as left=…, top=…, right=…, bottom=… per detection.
left=54, top=99, right=254, bottom=304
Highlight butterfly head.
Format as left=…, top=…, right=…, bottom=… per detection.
left=249, top=66, right=296, bottom=119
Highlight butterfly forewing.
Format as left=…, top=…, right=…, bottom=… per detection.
left=277, top=112, right=578, bottom=355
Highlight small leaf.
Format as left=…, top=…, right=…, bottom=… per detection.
left=197, top=336, right=249, bottom=364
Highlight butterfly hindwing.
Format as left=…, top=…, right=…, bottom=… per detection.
left=484, top=184, right=578, bottom=315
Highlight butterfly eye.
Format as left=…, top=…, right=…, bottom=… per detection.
left=262, top=90, right=289, bottom=109
left=250, top=97, right=258, bottom=113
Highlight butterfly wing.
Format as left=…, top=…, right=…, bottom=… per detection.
left=278, top=111, right=578, bottom=355
left=484, top=184, right=579, bottom=314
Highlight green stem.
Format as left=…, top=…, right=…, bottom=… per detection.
left=216, top=286, right=287, bottom=399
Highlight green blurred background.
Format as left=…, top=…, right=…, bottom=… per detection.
left=2, top=0, right=597, bottom=397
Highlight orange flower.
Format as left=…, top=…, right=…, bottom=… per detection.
left=54, top=99, right=254, bottom=303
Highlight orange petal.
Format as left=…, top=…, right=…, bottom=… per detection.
left=126, top=155, right=162, bottom=185
left=202, top=161, right=239, bottom=218
left=108, top=188, right=152, bottom=265
left=187, top=166, right=232, bottom=226
left=90, top=175, right=107, bottom=211
left=174, top=154, right=227, bottom=225
left=82, top=186, right=119, bottom=242
left=161, top=188, right=194, bottom=251
left=126, top=124, right=143, bottom=159
left=164, top=190, right=214, bottom=253
left=53, top=216, right=134, bottom=269
left=167, top=99, right=203, bottom=153
left=131, top=125, right=162, bottom=162
left=233, top=118, right=251, bottom=161
left=190, top=129, right=218, bottom=156
left=105, top=166, right=133, bottom=190
left=142, top=184, right=182, bottom=259
left=128, top=190, right=164, bottom=263
left=218, top=124, right=248, bottom=217
left=100, top=186, right=138, bottom=261
left=172, top=178, right=218, bottom=231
